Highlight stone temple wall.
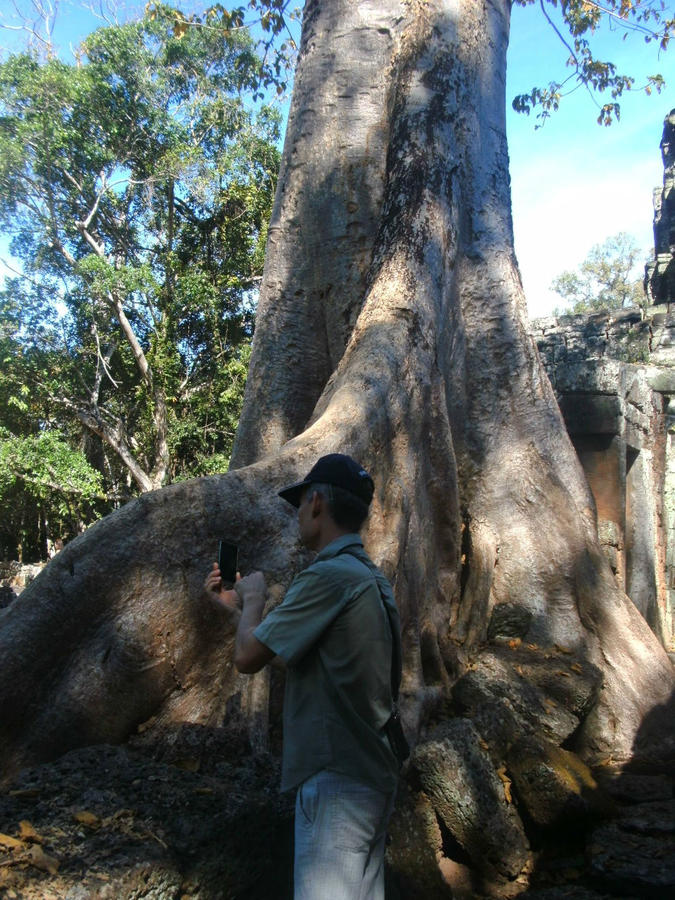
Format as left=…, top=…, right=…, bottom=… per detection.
left=530, top=306, right=675, bottom=653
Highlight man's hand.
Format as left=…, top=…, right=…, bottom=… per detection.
left=232, top=570, right=275, bottom=674
left=235, top=571, right=267, bottom=611
left=203, top=563, right=242, bottom=613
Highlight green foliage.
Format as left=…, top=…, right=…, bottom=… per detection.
left=145, top=0, right=300, bottom=100
left=513, top=0, right=673, bottom=125
left=551, top=232, right=646, bottom=313
left=0, top=427, right=106, bottom=561
left=0, top=3, right=281, bottom=556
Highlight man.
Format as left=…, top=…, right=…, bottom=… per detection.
left=204, top=453, right=402, bottom=900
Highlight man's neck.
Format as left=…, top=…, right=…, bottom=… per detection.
left=314, top=525, right=353, bottom=553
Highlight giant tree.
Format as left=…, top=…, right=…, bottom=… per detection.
left=1, top=0, right=674, bottom=893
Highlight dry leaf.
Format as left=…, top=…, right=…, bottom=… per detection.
left=508, top=638, right=521, bottom=649
left=136, top=715, right=157, bottom=734
left=18, top=821, right=43, bottom=844
left=526, top=643, right=538, bottom=651
left=496, top=767, right=513, bottom=803
left=193, top=786, right=214, bottom=795
left=544, top=697, right=557, bottom=708
left=7, top=789, right=39, bottom=799
left=556, top=670, right=571, bottom=678
left=479, top=739, right=490, bottom=751
left=554, top=643, right=573, bottom=654
left=515, top=664, right=525, bottom=677
left=73, top=811, right=100, bottom=828
left=27, top=845, right=59, bottom=875
left=0, top=833, right=24, bottom=850
left=570, top=662, right=583, bottom=674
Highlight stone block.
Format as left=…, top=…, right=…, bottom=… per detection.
left=471, top=697, right=521, bottom=761
left=610, top=308, right=643, bottom=325
left=588, top=801, right=675, bottom=896
left=487, top=603, right=533, bottom=641
left=452, top=648, right=583, bottom=744
left=506, top=736, right=607, bottom=827
left=597, top=519, right=622, bottom=548
left=647, top=370, right=675, bottom=393
left=555, top=360, right=622, bottom=394
left=411, top=718, right=530, bottom=881
left=530, top=316, right=558, bottom=332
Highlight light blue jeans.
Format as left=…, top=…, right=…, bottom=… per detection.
left=294, top=769, right=396, bottom=900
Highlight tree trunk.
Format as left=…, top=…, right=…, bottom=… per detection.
left=0, top=0, right=672, bottom=892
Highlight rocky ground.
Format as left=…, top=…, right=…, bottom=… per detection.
left=0, top=734, right=672, bottom=900
left=516, top=768, right=674, bottom=900
left=0, top=734, right=295, bottom=900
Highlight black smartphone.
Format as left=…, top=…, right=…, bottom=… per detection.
left=218, top=540, right=238, bottom=587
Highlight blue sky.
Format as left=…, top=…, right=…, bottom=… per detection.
left=507, top=2, right=673, bottom=317
left=0, top=0, right=672, bottom=319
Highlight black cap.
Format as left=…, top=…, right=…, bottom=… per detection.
left=278, top=454, right=375, bottom=508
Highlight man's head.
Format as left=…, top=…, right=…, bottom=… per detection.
left=279, top=454, right=374, bottom=548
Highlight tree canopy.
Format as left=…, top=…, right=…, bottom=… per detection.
left=0, top=3, right=280, bottom=559
left=513, top=0, right=673, bottom=125
left=550, top=232, right=646, bottom=313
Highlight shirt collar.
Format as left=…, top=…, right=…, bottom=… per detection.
left=315, top=533, right=363, bottom=562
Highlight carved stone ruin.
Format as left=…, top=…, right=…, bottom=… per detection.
left=530, top=309, right=675, bottom=656
left=644, top=108, right=675, bottom=305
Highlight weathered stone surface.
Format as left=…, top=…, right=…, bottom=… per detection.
left=553, top=359, right=623, bottom=395
left=471, top=697, right=522, bottom=762
left=529, top=299, right=675, bottom=655
left=610, top=309, right=643, bottom=325
left=451, top=648, right=599, bottom=745
left=594, top=771, right=673, bottom=805
left=647, top=371, right=675, bottom=393
left=645, top=110, right=675, bottom=306
left=411, top=718, right=530, bottom=882
left=506, top=737, right=609, bottom=828
left=386, top=781, right=455, bottom=900
left=588, top=801, right=675, bottom=897
left=487, top=602, right=533, bottom=640
left=505, top=649, right=603, bottom=721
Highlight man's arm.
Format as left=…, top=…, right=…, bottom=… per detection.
left=233, top=571, right=275, bottom=674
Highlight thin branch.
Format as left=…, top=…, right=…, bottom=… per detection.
left=578, top=0, right=667, bottom=39
left=539, top=0, right=579, bottom=69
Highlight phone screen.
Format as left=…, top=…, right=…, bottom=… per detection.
left=218, top=540, right=238, bottom=586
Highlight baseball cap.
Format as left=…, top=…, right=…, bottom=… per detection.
left=278, top=454, right=375, bottom=508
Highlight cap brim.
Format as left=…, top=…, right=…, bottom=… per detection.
left=278, top=479, right=310, bottom=508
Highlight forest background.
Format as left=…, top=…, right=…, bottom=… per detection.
left=0, top=0, right=672, bottom=563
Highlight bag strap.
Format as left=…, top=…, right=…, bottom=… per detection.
left=337, top=545, right=401, bottom=703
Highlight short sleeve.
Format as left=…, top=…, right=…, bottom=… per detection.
left=254, top=566, right=347, bottom=666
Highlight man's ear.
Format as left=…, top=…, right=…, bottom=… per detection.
left=309, top=489, right=323, bottom=518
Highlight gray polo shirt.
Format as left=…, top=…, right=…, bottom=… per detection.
left=254, top=534, right=400, bottom=793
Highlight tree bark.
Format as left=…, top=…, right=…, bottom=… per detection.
left=1, top=0, right=673, bottom=891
